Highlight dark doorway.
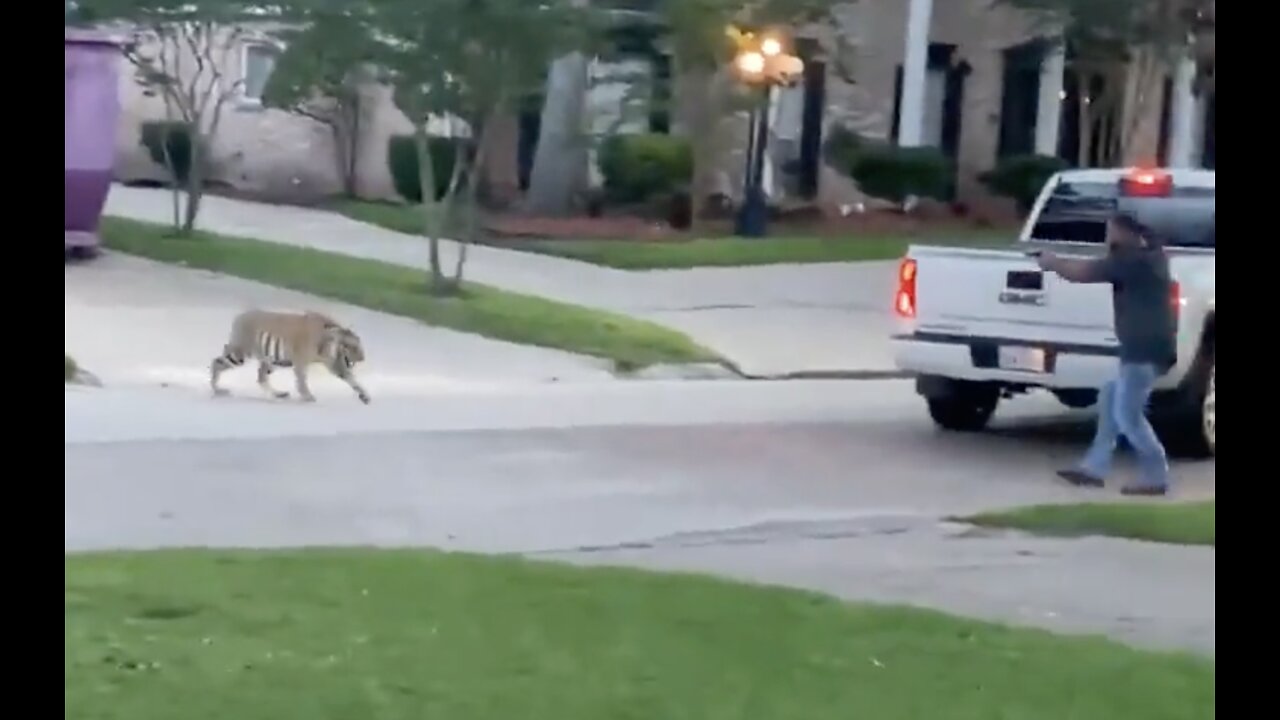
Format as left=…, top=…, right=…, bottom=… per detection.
left=648, top=52, right=671, bottom=134
left=795, top=38, right=826, bottom=199
left=1201, top=91, right=1215, bottom=168
left=941, top=58, right=971, bottom=162
left=516, top=92, right=542, bottom=191
left=996, top=38, right=1046, bottom=158
left=889, top=43, right=965, bottom=200
left=890, top=43, right=963, bottom=153
left=1058, top=68, right=1110, bottom=167
left=1156, top=75, right=1173, bottom=165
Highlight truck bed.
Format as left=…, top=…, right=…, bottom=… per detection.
left=901, top=244, right=1119, bottom=349
left=891, top=243, right=1210, bottom=391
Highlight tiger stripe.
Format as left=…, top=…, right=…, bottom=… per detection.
left=210, top=309, right=369, bottom=403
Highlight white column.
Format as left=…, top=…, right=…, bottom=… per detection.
left=897, top=0, right=933, bottom=147
left=763, top=86, right=778, bottom=198
left=1167, top=56, right=1199, bottom=167
left=1034, top=44, right=1065, bottom=156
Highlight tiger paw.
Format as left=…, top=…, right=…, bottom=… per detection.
left=273, top=391, right=290, bottom=399
left=358, top=393, right=371, bottom=405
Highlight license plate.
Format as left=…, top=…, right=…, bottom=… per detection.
left=998, top=345, right=1047, bottom=372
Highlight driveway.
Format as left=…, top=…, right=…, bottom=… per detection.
left=65, top=252, right=615, bottom=396
left=104, top=186, right=902, bottom=376
left=65, top=377, right=1215, bottom=656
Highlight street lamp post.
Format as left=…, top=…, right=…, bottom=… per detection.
left=729, top=28, right=804, bottom=238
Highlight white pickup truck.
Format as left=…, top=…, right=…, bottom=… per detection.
left=890, top=166, right=1215, bottom=457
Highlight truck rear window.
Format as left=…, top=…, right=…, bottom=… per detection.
left=1029, top=180, right=1215, bottom=248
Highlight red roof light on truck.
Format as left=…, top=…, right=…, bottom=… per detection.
left=1119, top=168, right=1173, bottom=197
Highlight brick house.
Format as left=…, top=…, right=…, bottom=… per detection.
left=108, top=0, right=1215, bottom=209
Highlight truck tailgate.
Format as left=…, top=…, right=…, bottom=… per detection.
left=907, top=246, right=1117, bottom=348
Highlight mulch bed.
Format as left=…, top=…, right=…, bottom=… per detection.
left=484, top=215, right=680, bottom=242
left=483, top=208, right=1019, bottom=243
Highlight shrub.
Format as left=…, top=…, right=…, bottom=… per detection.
left=65, top=354, right=77, bottom=382
left=597, top=133, right=692, bottom=205
left=821, top=124, right=866, bottom=169
left=386, top=135, right=473, bottom=204
left=848, top=144, right=953, bottom=205
left=139, top=121, right=195, bottom=185
left=979, top=154, right=1070, bottom=214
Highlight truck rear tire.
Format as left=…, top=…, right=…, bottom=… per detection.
left=925, top=386, right=1000, bottom=432
left=1153, top=346, right=1215, bottom=459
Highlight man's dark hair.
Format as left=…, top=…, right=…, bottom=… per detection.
left=1111, top=210, right=1164, bottom=248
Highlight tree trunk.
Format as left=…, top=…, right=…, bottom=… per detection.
left=159, top=122, right=181, bottom=231
left=673, top=62, right=728, bottom=230
left=478, top=107, right=521, bottom=208
left=333, top=95, right=361, bottom=199
left=451, top=125, right=490, bottom=289
left=1119, top=49, right=1164, bottom=165
left=330, top=122, right=353, bottom=197
left=1075, top=73, right=1091, bottom=167
left=179, top=132, right=205, bottom=235
left=521, top=51, right=589, bottom=216
left=413, top=125, right=444, bottom=288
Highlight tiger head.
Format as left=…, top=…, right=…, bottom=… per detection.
left=322, top=324, right=365, bottom=369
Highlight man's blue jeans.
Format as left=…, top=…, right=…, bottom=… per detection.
left=1078, top=362, right=1170, bottom=488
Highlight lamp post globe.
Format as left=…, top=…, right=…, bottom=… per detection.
left=730, top=30, right=804, bottom=238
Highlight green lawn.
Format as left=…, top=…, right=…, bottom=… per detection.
left=100, top=217, right=720, bottom=371
left=65, top=548, right=1214, bottom=720
left=334, top=199, right=1013, bottom=269
left=332, top=198, right=444, bottom=236
left=516, top=233, right=1013, bottom=269
left=960, top=499, right=1216, bottom=547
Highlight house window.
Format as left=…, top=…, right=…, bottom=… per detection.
left=241, top=43, right=278, bottom=103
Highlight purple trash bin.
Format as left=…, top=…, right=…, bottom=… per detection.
left=65, top=29, right=122, bottom=255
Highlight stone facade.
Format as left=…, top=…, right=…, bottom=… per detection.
left=706, top=0, right=1048, bottom=208
left=111, top=24, right=425, bottom=203
left=109, top=3, right=1209, bottom=208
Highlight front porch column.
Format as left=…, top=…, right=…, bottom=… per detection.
left=896, top=0, right=934, bottom=146
left=1167, top=56, right=1200, bottom=167
left=1034, top=43, right=1065, bottom=156
left=763, top=85, right=779, bottom=198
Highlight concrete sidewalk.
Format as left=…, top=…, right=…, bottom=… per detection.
left=66, top=253, right=616, bottom=397
left=104, top=186, right=901, bottom=377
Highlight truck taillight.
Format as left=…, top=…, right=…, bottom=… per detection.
left=1171, top=281, right=1183, bottom=322
left=895, top=258, right=917, bottom=318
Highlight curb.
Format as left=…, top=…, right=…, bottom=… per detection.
left=615, top=362, right=913, bottom=382
left=743, top=369, right=913, bottom=381
left=620, top=362, right=744, bottom=381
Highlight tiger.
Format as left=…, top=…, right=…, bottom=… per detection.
left=209, top=309, right=371, bottom=404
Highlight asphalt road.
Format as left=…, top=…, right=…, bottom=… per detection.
left=64, top=379, right=1215, bottom=656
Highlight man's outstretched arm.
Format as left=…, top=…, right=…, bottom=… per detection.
left=1037, top=253, right=1115, bottom=283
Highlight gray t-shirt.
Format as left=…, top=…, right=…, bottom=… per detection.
left=1081, top=247, right=1177, bottom=369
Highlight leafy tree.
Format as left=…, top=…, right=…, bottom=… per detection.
left=74, top=0, right=267, bottom=234
left=520, top=0, right=597, bottom=217
left=262, top=5, right=378, bottom=198
left=521, top=0, right=834, bottom=222
left=657, top=0, right=833, bottom=225
left=367, top=0, right=594, bottom=293
left=996, top=0, right=1208, bottom=166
